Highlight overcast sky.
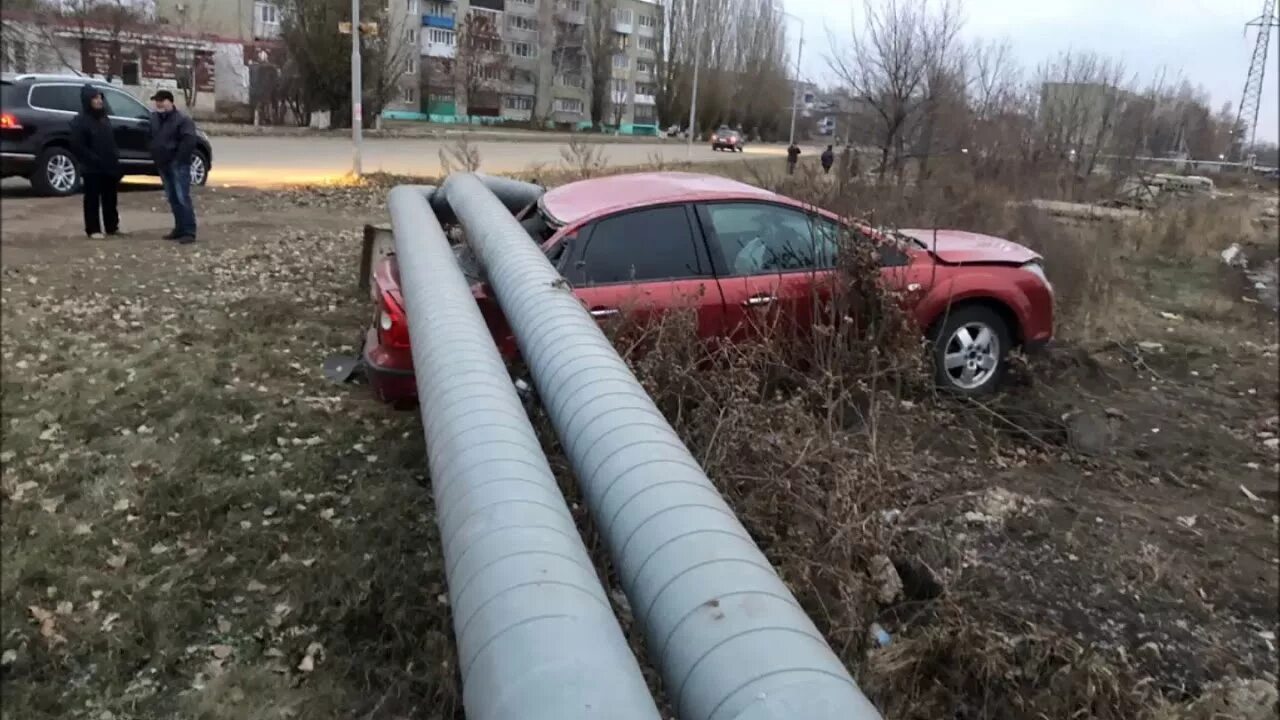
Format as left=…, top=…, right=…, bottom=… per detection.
left=787, top=0, right=1280, bottom=144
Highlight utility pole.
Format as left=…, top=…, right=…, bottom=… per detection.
left=685, top=0, right=700, bottom=160
left=1232, top=0, right=1278, bottom=161
left=351, top=0, right=364, bottom=176
left=787, top=16, right=803, bottom=146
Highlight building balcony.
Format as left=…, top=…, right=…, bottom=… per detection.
left=612, top=19, right=633, bottom=33
left=422, top=14, right=455, bottom=29
left=253, top=19, right=281, bottom=39
left=422, top=37, right=456, bottom=57
left=611, top=90, right=629, bottom=105
left=637, top=24, right=655, bottom=37
left=634, top=93, right=655, bottom=105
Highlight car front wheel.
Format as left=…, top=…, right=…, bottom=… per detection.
left=190, top=150, right=209, bottom=186
left=931, top=305, right=1012, bottom=396
left=32, top=147, right=80, bottom=196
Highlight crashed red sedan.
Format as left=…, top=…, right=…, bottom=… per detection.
left=363, top=172, right=1054, bottom=405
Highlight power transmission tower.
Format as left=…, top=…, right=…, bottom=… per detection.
left=1232, top=0, right=1279, bottom=160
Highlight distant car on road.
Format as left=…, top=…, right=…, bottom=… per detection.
left=361, top=172, right=1055, bottom=406
left=711, top=128, right=745, bottom=152
left=1, top=73, right=213, bottom=196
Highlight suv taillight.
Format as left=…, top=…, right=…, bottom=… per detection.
left=0, top=113, right=21, bottom=130
left=377, top=289, right=411, bottom=350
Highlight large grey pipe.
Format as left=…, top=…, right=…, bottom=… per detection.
left=429, top=173, right=544, bottom=224
left=442, top=174, right=883, bottom=720
left=387, top=186, right=661, bottom=720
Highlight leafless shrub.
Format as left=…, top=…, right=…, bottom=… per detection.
left=559, top=137, right=609, bottom=179
left=438, top=137, right=482, bottom=175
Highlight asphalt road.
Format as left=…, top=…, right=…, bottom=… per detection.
left=202, top=135, right=796, bottom=185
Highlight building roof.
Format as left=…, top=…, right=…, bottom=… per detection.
left=539, top=171, right=780, bottom=225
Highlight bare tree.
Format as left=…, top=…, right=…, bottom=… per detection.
left=828, top=0, right=963, bottom=181
left=362, top=7, right=415, bottom=124
left=583, top=0, right=615, bottom=129
left=454, top=9, right=507, bottom=117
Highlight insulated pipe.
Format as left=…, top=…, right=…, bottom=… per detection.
left=442, top=173, right=883, bottom=720
left=428, top=173, right=545, bottom=225
left=387, top=186, right=661, bottom=720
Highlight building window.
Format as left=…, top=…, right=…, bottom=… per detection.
left=401, top=86, right=416, bottom=103
left=562, top=0, right=583, bottom=11
left=612, top=54, right=629, bottom=70
left=611, top=78, right=627, bottom=94
left=638, top=36, right=656, bottom=52
left=405, top=26, right=417, bottom=43
left=406, top=55, right=418, bottom=74
left=504, top=94, right=534, bottom=110
left=636, top=59, right=654, bottom=74
left=479, top=64, right=503, bottom=80
left=554, top=97, right=583, bottom=113
left=507, top=14, right=537, bottom=31
left=407, top=0, right=418, bottom=13
left=426, top=1, right=450, bottom=15
left=635, top=82, right=655, bottom=96
left=612, top=8, right=632, bottom=24
left=613, top=32, right=629, bottom=50
left=508, top=41, right=538, bottom=58
left=427, top=28, right=455, bottom=44
left=638, top=14, right=656, bottom=28
left=256, top=1, right=279, bottom=24
left=512, top=0, right=536, bottom=5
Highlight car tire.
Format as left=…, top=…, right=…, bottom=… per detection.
left=190, top=150, right=210, bottom=186
left=31, top=146, right=80, bottom=197
left=930, top=305, right=1012, bottom=397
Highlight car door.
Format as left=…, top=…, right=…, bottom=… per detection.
left=696, top=201, right=831, bottom=341
left=561, top=204, right=727, bottom=339
left=100, top=87, right=153, bottom=170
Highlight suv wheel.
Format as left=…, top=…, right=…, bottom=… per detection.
left=33, top=147, right=80, bottom=196
left=190, top=151, right=209, bottom=186
left=931, top=306, right=1011, bottom=397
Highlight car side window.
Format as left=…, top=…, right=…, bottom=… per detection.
left=29, top=85, right=81, bottom=113
left=704, top=203, right=821, bottom=275
left=572, top=205, right=704, bottom=286
left=103, top=89, right=149, bottom=120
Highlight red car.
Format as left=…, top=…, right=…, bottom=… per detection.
left=363, top=172, right=1053, bottom=406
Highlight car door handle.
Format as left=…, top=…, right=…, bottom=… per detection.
left=589, top=307, right=619, bottom=318
left=741, top=294, right=776, bottom=307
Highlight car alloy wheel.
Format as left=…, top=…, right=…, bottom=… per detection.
left=47, top=152, right=77, bottom=194
left=190, top=154, right=208, bottom=186
left=942, top=321, right=1000, bottom=390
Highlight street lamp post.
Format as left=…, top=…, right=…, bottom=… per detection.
left=351, top=0, right=363, bottom=177
left=686, top=2, right=701, bottom=159
left=786, top=16, right=803, bottom=146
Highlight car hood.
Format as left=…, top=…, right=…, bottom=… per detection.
left=899, top=229, right=1040, bottom=265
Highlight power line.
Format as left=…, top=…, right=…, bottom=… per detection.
left=1233, top=0, right=1278, bottom=160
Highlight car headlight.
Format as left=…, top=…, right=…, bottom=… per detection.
left=1022, top=261, right=1053, bottom=293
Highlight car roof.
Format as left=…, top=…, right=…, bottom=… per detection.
left=539, top=171, right=782, bottom=225
left=2, top=73, right=101, bottom=84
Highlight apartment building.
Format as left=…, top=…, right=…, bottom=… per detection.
left=385, top=0, right=662, bottom=131
left=154, top=0, right=282, bottom=41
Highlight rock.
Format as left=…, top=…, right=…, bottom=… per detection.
left=868, top=555, right=903, bottom=605
left=1137, top=341, right=1164, bottom=352
left=1068, top=411, right=1112, bottom=455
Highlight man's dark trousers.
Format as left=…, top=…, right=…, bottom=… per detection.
left=160, top=163, right=196, bottom=237
left=82, top=173, right=120, bottom=236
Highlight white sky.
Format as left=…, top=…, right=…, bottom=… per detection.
left=786, top=0, right=1280, bottom=144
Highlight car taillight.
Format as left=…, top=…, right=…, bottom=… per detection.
left=377, top=289, right=411, bottom=350
left=0, top=113, right=21, bottom=130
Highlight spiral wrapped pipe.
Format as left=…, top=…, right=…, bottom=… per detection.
left=387, top=186, right=660, bottom=720
left=441, top=173, right=883, bottom=720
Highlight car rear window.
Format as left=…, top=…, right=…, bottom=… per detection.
left=28, top=85, right=82, bottom=113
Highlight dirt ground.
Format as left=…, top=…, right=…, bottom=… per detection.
left=1, top=175, right=1277, bottom=720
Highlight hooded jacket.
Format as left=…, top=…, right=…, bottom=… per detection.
left=149, top=106, right=198, bottom=168
left=69, top=85, right=120, bottom=176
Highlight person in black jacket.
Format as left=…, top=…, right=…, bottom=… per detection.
left=786, top=143, right=801, bottom=175
left=70, top=85, right=121, bottom=239
left=820, top=145, right=835, bottom=174
left=149, top=90, right=199, bottom=244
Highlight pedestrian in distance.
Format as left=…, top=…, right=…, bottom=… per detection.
left=70, top=85, right=122, bottom=239
left=149, top=90, right=199, bottom=244
left=786, top=143, right=801, bottom=175
left=821, top=145, right=835, bottom=175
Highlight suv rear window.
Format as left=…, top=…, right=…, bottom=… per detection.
left=28, top=85, right=82, bottom=113
left=0, top=82, right=22, bottom=108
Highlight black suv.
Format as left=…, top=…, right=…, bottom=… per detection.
left=1, top=73, right=213, bottom=196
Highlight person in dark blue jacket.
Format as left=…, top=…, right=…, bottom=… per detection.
left=149, top=90, right=199, bottom=244
left=70, top=85, right=121, bottom=239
